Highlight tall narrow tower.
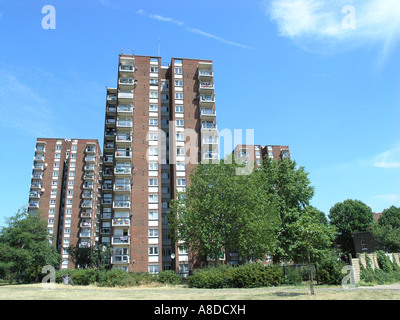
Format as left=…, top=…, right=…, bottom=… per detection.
left=100, top=53, right=218, bottom=275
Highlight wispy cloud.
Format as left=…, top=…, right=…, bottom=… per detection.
left=373, top=145, right=400, bottom=169
left=98, top=1, right=252, bottom=49
left=266, top=0, right=400, bottom=62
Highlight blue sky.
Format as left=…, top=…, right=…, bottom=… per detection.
left=0, top=0, right=399, bottom=226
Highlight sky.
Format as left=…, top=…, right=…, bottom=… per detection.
left=0, top=0, right=399, bottom=226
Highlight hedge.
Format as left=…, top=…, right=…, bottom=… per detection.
left=187, top=263, right=283, bottom=289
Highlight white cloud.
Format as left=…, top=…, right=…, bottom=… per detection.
left=266, top=0, right=400, bottom=60
left=149, top=13, right=184, bottom=26
left=373, top=145, right=400, bottom=169
left=187, top=28, right=254, bottom=49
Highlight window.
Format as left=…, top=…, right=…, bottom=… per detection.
left=161, top=94, right=169, bottom=100
left=150, top=66, right=158, bottom=73
left=162, top=201, right=169, bottom=208
left=66, top=209, right=72, bottom=215
left=149, top=147, right=158, bottom=156
left=54, top=162, right=60, bottom=168
left=149, top=246, right=159, bottom=255
left=148, top=132, right=158, bottom=141
left=177, top=148, right=185, bottom=156
left=65, top=218, right=71, bottom=224
left=150, top=78, right=159, bottom=85
left=149, top=229, right=159, bottom=237
left=149, top=178, right=158, bottom=186
left=176, top=163, right=185, bottom=171
left=55, top=153, right=61, bottom=159
left=161, top=172, right=169, bottom=179
left=50, top=200, right=56, bottom=205
left=48, top=219, right=54, bottom=224
left=149, top=194, right=159, bottom=203
left=149, top=118, right=158, bottom=126
left=64, top=228, right=70, bottom=234
left=175, top=80, right=183, bottom=87
left=175, top=106, right=184, bottom=113
left=174, top=67, right=183, bottom=74
left=177, top=179, right=186, bottom=187
left=49, top=209, right=55, bottom=215
left=149, top=163, right=158, bottom=171
left=150, top=91, right=159, bottom=99
left=176, top=133, right=185, bottom=141
left=149, top=211, right=159, bottom=220
left=149, top=265, right=159, bottom=274
left=161, top=106, right=168, bottom=113
left=72, top=145, right=77, bottom=151
left=68, top=180, right=74, bottom=186
left=176, top=119, right=184, bottom=127
left=56, top=145, right=62, bottom=150
left=66, top=200, right=73, bottom=205
left=149, top=104, right=158, bottom=112
left=175, top=93, right=183, bottom=100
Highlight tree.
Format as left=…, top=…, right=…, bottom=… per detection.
left=291, top=207, right=337, bottom=295
left=168, top=157, right=280, bottom=267
left=372, top=206, right=400, bottom=252
left=0, top=208, right=61, bottom=283
left=260, top=157, right=315, bottom=262
left=328, top=199, right=375, bottom=256
left=68, top=243, right=112, bottom=270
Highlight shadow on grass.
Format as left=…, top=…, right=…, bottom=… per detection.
left=272, top=291, right=308, bottom=297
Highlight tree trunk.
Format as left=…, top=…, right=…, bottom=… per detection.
left=307, top=247, right=315, bottom=295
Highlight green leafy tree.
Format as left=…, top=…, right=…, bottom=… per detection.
left=292, top=208, right=337, bottom=295
left=372, top=206, right=400, bottom=252
left=0, top=208, right=60, bottom=283
left=168, top=157, right=280, bottom=267
left=260, top=157, right=315, bottom=262
left=328, top=199, right=375, bottom=256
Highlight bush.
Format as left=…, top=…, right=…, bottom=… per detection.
left=360, top=252, right=400, bottom=285
left=157, top=270, right=182, bottom=285
left=70, top=269, right=98, bottom=286
left=187, top=263, right=283, bottom=289
left=316, top=255, right=345, bottom=285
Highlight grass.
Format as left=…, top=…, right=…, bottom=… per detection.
left=1, top=283, right=400, bottom=300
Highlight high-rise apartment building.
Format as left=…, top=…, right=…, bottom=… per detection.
left=233, top=144, right=290, bottom=167
left=28, top=138, right=102, bottom=269
left=100, top=53, right=218, bottom=274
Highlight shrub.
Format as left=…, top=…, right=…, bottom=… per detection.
left=316, top=255, right=345, bottom=285
left=157, top=270, right=182, bottom=285
left=187, top=263, right=283, bottom=288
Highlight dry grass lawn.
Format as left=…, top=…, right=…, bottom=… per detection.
left=1, top=283, right=400, bottom=300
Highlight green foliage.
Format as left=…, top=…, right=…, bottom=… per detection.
left=316, top=254, right=346, bottom=285
left=157, top=270, right=182, bottom=285
left=328, top=199, right=375, bottom=256
left=187, top=263, right=283, bottom=289
left=372, top=206, right=400, bottom=252
left=360, top=252, right=400, bottom=285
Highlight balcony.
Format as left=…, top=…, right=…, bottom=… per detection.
left=106, top=106, right=116, bottom=114
left=85, top=156, right=96, bottom=163
left=115, top=149, right=132, bottom=159
left=111, top=254, right=130, bottom=264
left=80, top=231, right=91, bottom=238
left=116, top=133, right=132, bottom=145
left=103, top=182, right=113, bottom=191
left=199, top=81, right=214, bottom=93
left=105, top=129, right=116, bottom=137
left=104, top=142, right=114, bottom=150
left=116, top=119, right=133, bottom=129
left=112, top=218, right=130, bottom=227
left=280, top=150, right=291, bottom=159
left=103, top=168, right=113, bottom=177
left=199, top=95, right=215, bottom=106
left=33, top=163, right=44, bottom=170
left=112, top=236, right=130, bottom=245
left=203, top=152, right=219, bottom=161
left=107, top=94, right=117, bottom=102
left=83, top=173, right=94, bottom=180
left=117, top=104, right=134, bottom=114
left=82, top=192, right=93, bottom=199
left=81, top=210, right=92, bottom=218
left=28, top=202, right=39, bottom=208
left=198, top=69, right=213, bottom=80
left=80, top=221, right=92, bottom=228
left=35, top=146, right=46, bottom=153
left=102, top=212, right=112, bottom=220
left=200, top=108, right=216, bottom=120
left=84, top=164, right=95, bottom=171
left=30, top=182, right=42, bottom=189
left=29, top=191, right=40, bottom=198
left=114, top=166, right=131, bottom=176
left=119, top=64, right=135, bottom=73
left=103, top=155, right=114, bottom=165
left=114, top=183, right=131, bottom=192
left=118, top=78, right=135, bottom=87
left=118, top=91, right=134, bottom=100
left=31, top=173, right=43, bottom=180
left=34, top=155, right=45, bottom=162
left=102, top=198, right=112, bottom=206
left=113, top=200, right=131, bottom=209
left=82, top=200, right=93, bottom=208
left=86, top=146, right=96, bottom=154
left=83, top=182, right=94, bottom=189
left=100, top=228, right=111, bottom=235
left=201, top=122, right=217, bottom=130
left=79, top=241, right=91, bottom=248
